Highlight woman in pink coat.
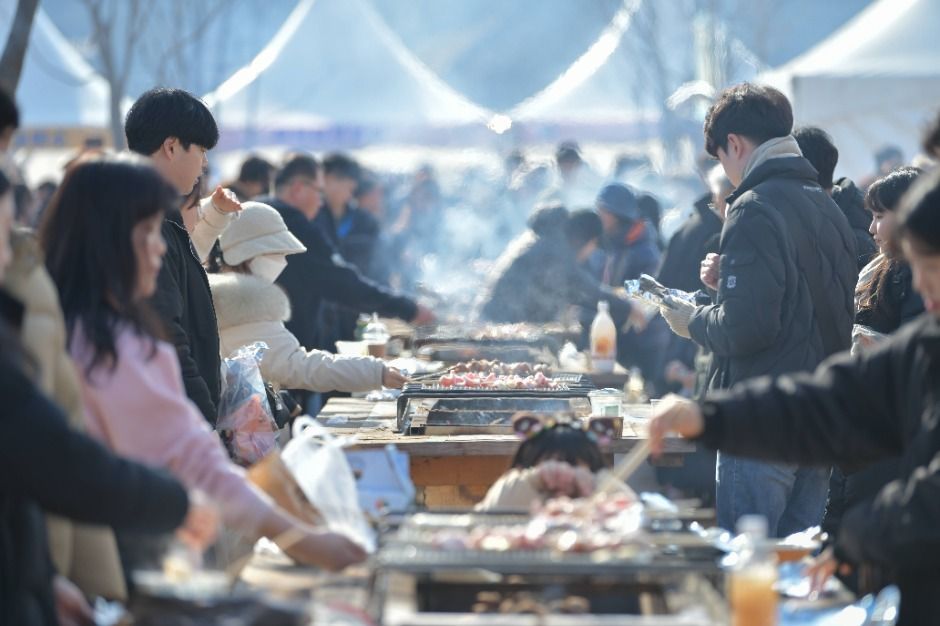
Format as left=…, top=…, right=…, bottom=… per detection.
left=41, top=155, right=365, bottom=573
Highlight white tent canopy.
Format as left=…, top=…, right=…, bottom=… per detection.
left=1, top=2, right=110, bottom=128
left=204, top=0, right=492, bottom=140
left=763, top=0, right=940, bottom=180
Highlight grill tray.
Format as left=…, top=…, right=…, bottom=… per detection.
left=378, top=512, right=724, bottom=576
left=377, top=543, right=720, bottom=577
left=397, top=375, right=594, bottom=430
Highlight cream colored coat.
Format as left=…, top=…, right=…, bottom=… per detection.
left=476, top=467, right=635, bottom=512
left=208, top=272, right=385, bottom=392
left=4, top=230, right=126, bottom=600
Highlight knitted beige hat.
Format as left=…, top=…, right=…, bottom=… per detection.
left=219, top=201, right=306, bottom=265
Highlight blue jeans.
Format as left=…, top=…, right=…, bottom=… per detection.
left=716, top=452, right=829, bottom=537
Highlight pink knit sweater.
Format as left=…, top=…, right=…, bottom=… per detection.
left=70, top=325, right=271, bottom=537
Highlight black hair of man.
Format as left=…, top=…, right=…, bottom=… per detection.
left=124, top=88, right=219, bottom=155
left=703, top=83, right=793, bottom=158
left=274, top=153, right=318, bottom=189
left=565, top=209, right=603, bottom=251
left=322, top=153, right=361, bottom=182
left=794, top=126, right=839, bottom=190
left=237, top=155, right=273, bottom=185
left=0, top=88, right=19, bottom=131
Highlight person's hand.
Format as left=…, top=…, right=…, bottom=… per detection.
left=210, top=186, right=241, bottom=214
left=536, top=460, right=595, bottom=498
left=411, top=304, right=435, bottom=326
left=382, top=366, right=408, bottom=389
left=53, top=575, right=94, bottom=626
left=283, top=529, right=368, bottom=571
left=659, top=297, right=695, bottom=339
left=806, top=547, right=852, bottom=596
left=175, top=494, right=219, bottom=552
left=647, top=394, right=704, bottom=457
left=700, top=253, right=720, bottom=291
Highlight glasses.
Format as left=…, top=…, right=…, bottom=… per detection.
left=511, top=413, right=621, bottom=447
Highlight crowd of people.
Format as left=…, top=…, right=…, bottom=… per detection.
left=1, top=73, right=940, bottom=625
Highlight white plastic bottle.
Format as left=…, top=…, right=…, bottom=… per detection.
left=363, top=313, right=390, bottom=358
left=728, top=516, right=778, bottom=626
left=590, top=301, right=617, bottom=373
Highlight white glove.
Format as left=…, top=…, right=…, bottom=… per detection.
left=660, top=297, right=695, bottom=339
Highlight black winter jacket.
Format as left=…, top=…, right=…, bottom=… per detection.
left=315, top=206, right=383, bottom=350
left=479, top=230, right=632, bottom=325
left=149, top=213, right=221, bottom=423
left=0, top=302, right=188, bottom=625
left=657, top=194, right=723, bottom=293
left=261, top=197, right=417, bottom=351
left=824, top=261, right=924, bottom=549
left=688, top=157, right=857, bottom=390
left=698, top=313, right=940, bottom=626
left=832, top=177, right=878, bottom=270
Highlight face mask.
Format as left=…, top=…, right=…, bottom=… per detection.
left=249, top=254, right=288, bottom=283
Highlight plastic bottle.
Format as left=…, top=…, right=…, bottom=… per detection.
left=590, top=301, right=617, bottom=373
left=363, top=313, right=390, bottom=358
left=728, top=516, right=778, bottom=626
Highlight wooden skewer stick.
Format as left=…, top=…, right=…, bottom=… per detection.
left=596, top=439, right=651, bottom=494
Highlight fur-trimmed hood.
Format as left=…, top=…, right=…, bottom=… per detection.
left=208, top=273, right=291, bottom=329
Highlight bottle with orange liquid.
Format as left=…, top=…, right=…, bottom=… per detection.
left=590, top=301, right=616, bottom=373
left=728, top=516, right=778, bottom=626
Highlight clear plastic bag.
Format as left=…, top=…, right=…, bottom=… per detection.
left=280, top=417, right=376, bottom=553
left=217, top=342, right=279, bottom=467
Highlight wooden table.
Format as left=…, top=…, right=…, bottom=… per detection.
left=317, top=398, right=693, bottom=508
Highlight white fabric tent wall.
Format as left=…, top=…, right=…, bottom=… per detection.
left=0, top=3, right=109, bottom=127
left=204, top=0, right=492, bottom=139
left=763, top=0, right=940, bottom=181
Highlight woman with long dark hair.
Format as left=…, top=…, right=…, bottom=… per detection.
left=0, top=167, right=206, bottom=624
left=649, top=166, right=940, bottom=625
left=42, top=156, right=365, bottom=573
left=853, top=166, right=924, bottom=352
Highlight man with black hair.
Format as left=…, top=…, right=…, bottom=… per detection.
left=258, top=154, right=432, bottom=362
left=315, top=153, right=378, bottom=274
left=540, top=140, right=602, bottom=208
left=225, top=155, right=273, bottom=201
left=658, top=83, right=857, bottom=536
left=794, top=126, right=877, bottom=270
left=478, top=205, right=633, bottom=324
left=125, top=87, right=239, bottom=424
left=314, top=153, right=385, bottom=348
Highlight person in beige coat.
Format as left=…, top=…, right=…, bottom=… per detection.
left=3, top=229, right=127, bottom=600
left=208, top=202, right=406, bottom=393
left=477, top=417, right=635, bottom=512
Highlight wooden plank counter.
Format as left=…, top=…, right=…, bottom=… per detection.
left=317, top=398, right=693, bottom=508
